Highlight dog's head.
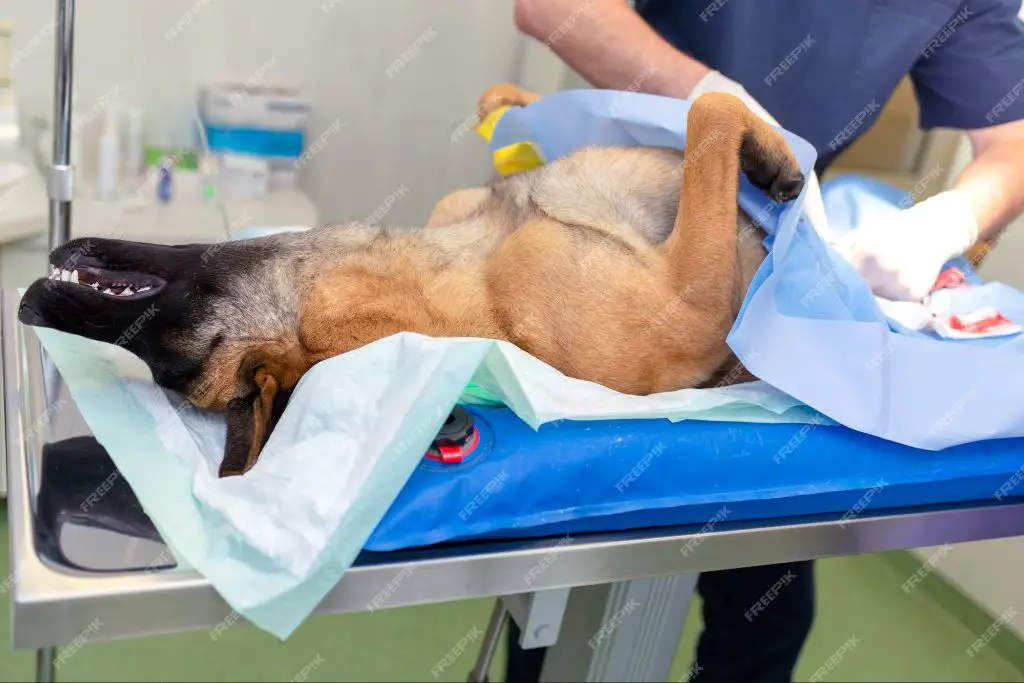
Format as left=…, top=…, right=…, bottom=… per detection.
left=19, top=235, right=309, bottom=477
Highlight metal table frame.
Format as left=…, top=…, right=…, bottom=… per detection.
left=7, top=294, right=1024, bottom=682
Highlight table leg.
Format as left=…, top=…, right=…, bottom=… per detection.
left=467, top=600, right=508, bottom=682
left=36, top=647, right=57, bottom=683
left=539, top=573, right=698, bottom=682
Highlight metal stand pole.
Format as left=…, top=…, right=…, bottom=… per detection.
left=539, top=574, right=698, bottom=682
left=49, top=0, right=75, bottom=256
left=36, top=647, right=56, bottom=683
left=467, top=600, right=509, bottom=683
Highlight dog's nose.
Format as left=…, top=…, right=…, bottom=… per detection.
left=18, top=302, right=48, bottom=326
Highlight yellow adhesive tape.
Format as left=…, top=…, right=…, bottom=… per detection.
left=474, top=106, right=512, bottom=143
left=474, top=104, right=548, bottom=176
left=492, top=142, right=547, bottom=176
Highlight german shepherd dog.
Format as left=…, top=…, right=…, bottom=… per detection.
left=18, top=86, right=805, bottom=477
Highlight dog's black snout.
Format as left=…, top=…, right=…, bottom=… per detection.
left=18, top=301, right=48, bottom=326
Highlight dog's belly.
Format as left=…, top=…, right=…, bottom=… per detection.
left=479, top=145, right=767, bottom=395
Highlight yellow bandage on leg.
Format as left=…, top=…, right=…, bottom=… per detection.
left=475, top=105, right=547, bottom=177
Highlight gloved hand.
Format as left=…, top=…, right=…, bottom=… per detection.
left=688, top=70, right=831, bottom=238
left=836, top=189, right=979, bottom=302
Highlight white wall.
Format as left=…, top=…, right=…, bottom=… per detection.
left=4, top=0, right=567, bottom=226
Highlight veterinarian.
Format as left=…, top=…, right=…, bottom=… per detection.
left=508, top=0, right=1024, bottom=680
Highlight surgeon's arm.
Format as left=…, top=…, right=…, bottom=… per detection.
left=837, top=118, right=1024, bottom=302
left=513, top=0, right=710, bottom=97
left=957, top=119, right=1024, bottom=243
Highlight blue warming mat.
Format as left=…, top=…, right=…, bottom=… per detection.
left=366, top=406, right=1024, bottom=551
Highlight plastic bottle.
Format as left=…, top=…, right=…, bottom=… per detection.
left=123, top=107, right=144, bottom=180
left=157, top=156, right=173, bottom=203
left=97, top=107, right=121, bottom=200
left=199, top=154, right=218, bottom=202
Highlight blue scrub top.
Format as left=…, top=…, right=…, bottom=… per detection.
left=635, top=0, right=1024, bottom=173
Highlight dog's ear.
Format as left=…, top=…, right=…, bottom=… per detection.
left=219, top=366, right=278, bottom=478
left=218, top=343, right=305, bottom=478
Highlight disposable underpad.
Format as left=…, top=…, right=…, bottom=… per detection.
left=29, top=324, right=822, bottom=641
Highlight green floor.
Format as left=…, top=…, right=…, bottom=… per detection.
left=1, top=507, right=1022, bottom=682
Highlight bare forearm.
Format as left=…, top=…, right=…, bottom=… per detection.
left=514, top=0, right=710, bottom=98
left=958, top=122, right=1024, bottom=243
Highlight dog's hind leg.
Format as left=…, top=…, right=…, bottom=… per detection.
left=659, top=93, right=804, bottom=375
left=477, top=83, right=540, bottom=120
left=426, top=188, right=492, bottom=227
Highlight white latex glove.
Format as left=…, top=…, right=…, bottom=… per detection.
left=836, top=189, right=979, bottom=302
left=688, top=70, right=831, bottom=239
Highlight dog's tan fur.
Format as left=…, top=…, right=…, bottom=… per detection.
left=22, top=85, right=805, bottom=477
left=187, top=86, right=805, bottom=475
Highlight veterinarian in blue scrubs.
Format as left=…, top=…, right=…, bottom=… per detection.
left=509, top=1, right=1024, bottom=680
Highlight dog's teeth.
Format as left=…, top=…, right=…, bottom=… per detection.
left=90, top=282, right=100, bottom=290
left=102, top=288, right=115, bottom=295
left=70, top=270, right=79, bottom=284
left=138, top=286, right=151, bottom=292
left=50, top=267, right=59, bottom=280
left=60, top=269, right=72, bottom=282
left=120, top=287, right=135, bottom=296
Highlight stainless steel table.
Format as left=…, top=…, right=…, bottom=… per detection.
left=7, top=290, right=1024, bottom=683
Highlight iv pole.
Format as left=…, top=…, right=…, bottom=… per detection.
left=49, top=0, right=75, bottom=257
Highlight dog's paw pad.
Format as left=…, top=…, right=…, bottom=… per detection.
left=740, top=130, right=805, bottom=204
